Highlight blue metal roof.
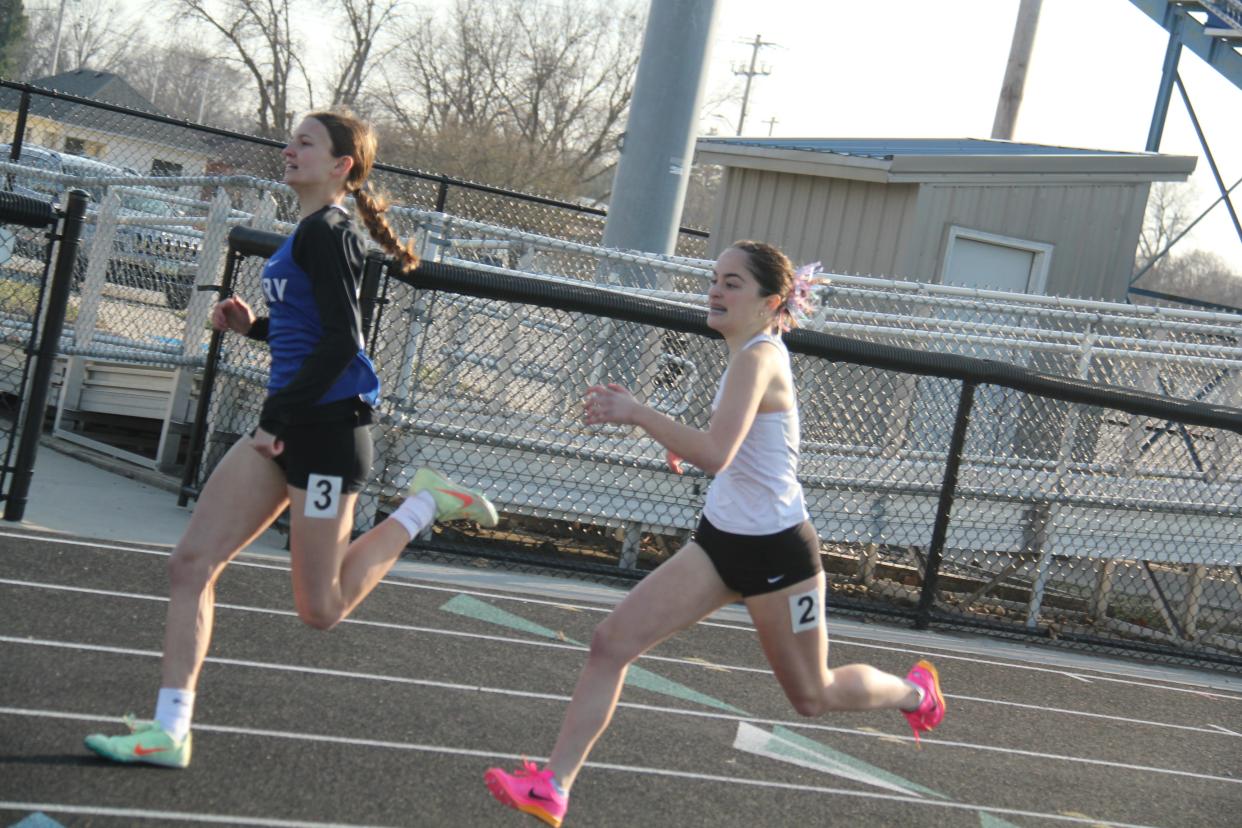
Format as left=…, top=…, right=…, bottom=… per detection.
left=696, top=137, right=1150, bottom=161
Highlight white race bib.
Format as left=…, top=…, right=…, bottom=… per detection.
left=304, top=474, right=343, bottom=519
left=788, top=586, right=821, bottom=634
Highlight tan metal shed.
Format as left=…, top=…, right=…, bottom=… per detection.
left=694, top=138, right=1196, bottom=299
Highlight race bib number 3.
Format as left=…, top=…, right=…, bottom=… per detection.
left=789, top=586, right=821, bottom=634
left=305, top=474, right=343, bottom=519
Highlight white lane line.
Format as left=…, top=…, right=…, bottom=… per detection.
left=946, top=694, right=1226, bottom=736
left=0, top=802, right=390, bottom=828
left=1, top=581, right=1236, bottom=736
left=1207, top=724, right=1241, bottom=737
left=2, top=639, right=1237, bottom=787
left=0, top=707, right=1169, bottom=828
left=4, top=529, right=1238, bottom=698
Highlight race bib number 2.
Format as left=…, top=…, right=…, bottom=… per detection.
left=788, top=586, right=821, bottom=634
left=305, top=474, right=343, bottom=519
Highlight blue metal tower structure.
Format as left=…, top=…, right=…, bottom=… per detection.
left=1126, top=1, right=1242, bottom=285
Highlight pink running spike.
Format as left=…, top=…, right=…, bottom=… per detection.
left=484, top=759, right=568, bottom=827
left=901, top=659, right=946, bottom=745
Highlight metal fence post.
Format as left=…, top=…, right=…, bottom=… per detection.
left=10, top=90, right=30, bottom=156
left=4, top=190, right=88, bottom=521
left=914, top=380, right=976, bottom=630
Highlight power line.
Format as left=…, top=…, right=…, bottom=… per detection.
left=732, top=34, right=777, bottom=136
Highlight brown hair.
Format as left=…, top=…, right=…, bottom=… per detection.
left=728, top=239, right=798, bottom=328
left=308, top=110, right=420, bottom=273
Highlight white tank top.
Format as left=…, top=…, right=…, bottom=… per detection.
left=702, top=332, right=810, bottom=535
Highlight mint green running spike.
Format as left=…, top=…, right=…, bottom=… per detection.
left=84, top=715, right=191, bottom=769
left=408, top=468, right=499, bottom=527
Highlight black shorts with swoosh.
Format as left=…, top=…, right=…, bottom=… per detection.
left=691, top=515, right=822, bottom=597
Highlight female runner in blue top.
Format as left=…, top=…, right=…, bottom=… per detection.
left=85, top=111, right=498, bottom=768
left=485, top=241, right=945, bottom=827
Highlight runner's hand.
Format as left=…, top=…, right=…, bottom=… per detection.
left=212, top=296, right=256, bottom=335
left=250, top=426, right=284, bottom=459
left=584, top=383, right=639, bottom=426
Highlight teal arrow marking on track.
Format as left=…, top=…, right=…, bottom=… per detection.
left=440, top=593, right=745, bottom=713
left=10, top=814, right=66, bottom=828
left=441, top=593, right=566, bottom=640
left=623, top=664, right=746, bottom=714
left=772, top=725, right=946, bottom=799
left=978, top=812, right=1023, bottom=828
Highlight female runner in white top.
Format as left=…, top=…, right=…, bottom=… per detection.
left=485, top=241, right=944, bottom=827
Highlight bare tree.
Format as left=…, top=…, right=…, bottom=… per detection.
left=173, top=0, right=308, bottom=138
left=1144, top=249, right=1242, bottom=307
left=1136, top=181, right=1196, bottom=279
left=0, top=0, right=28, bottom=77
left=328, top=0, right=401, bottom=109
left=378, top=0, right=643, bottom=198
left=111, top=43, right=252, bottom=128
left=1135, top=182, right=1242, bottom=307
left=15, top=0, right=138, bottom=79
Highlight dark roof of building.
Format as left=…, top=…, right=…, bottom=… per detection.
left=696, top=137, right=1160, bottom=161
left=0, top=70, right=212, bottom=154
left=28, top=69, right=164, bottom=114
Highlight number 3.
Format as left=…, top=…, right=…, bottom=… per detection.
left=305, top=474, right=343, bottom=519
left=314, top=478, right=333, bottom=511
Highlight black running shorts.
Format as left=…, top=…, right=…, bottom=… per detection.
left=270, top=409, right=374, bottom=494
left=692, top=514, right=823, bottom=598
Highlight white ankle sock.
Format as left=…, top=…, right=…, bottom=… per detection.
left=390, top=491, right=436, bottom=540
left=155, top=687, right=195, bottom=740
left=903, top=681, right=926, bottom=711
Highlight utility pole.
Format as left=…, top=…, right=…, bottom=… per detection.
left=733, top=34, right=775, bottom=136
left=991, top=0, right=1042, bottom=140
left=50, top=0, right=70, bottom=75
left=762, top=116, right=778, bottom=136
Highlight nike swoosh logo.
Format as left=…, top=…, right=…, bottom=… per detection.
left=434, top=487, right=473, bottom=507
left=133, top=745, right=168, bottom=756
left=767, top=575, right=784, bottom=584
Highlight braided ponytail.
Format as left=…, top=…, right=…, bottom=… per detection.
left=353, top=185, right=420, bottom=273
left=308, top=109, right=421, bottom=273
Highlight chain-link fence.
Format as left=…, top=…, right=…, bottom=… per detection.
left=0, top=188, right=87, bottom=520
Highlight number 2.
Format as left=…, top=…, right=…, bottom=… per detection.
left=797, top=595, right=815, bottom=625
left=788, top=587, right=819, bottom=633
